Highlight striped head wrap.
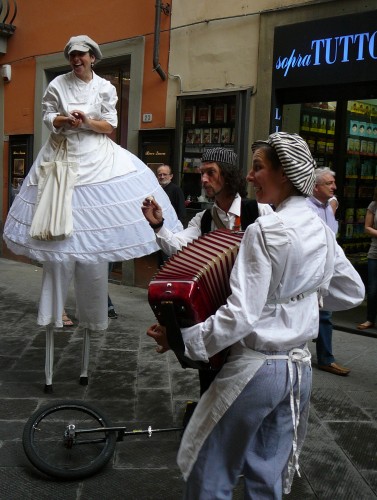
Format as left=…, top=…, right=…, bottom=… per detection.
left=201, top=147, right=238, bottom=168
left=252, top=132, right=316, bottom=196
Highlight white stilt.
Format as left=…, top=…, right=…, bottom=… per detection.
left=80, top=328, right=90, bottom=385
left=45, top=325, right=54, bottom=392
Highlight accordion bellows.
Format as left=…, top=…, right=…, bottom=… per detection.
left=148, top=229, right=243, bottom=369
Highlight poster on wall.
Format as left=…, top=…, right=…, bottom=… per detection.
left=142, top=143, right=170, bottom=174
left=13, top=158, right=25, bottom=176
left=8, top=135, right=33, bottom=208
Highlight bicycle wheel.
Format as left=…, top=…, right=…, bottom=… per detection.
left=22, top=400, right=117, bottom=480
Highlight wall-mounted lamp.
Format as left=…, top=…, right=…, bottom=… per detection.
left=1, top=64, right=11, bottom=82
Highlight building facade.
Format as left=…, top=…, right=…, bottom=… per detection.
left=0, top=0, right=172, bottom=285
left=1, top=0, right=375, bottom=285
left=167, top=0, right=377, bottom=283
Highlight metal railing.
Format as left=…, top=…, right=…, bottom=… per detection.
left=0, top=0, right=17, bottom=37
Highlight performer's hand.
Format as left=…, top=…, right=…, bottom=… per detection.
left=141, top=197, right=164, bottom=227
left=70, top=110, right=86, bottom=126
left=147, top=323, right=170, bottom=353
left=67, top=113, right=83, bottom=129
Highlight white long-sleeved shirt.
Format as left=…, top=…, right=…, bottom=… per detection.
left=155, top=194, right=273, bottom=255
left=29, top=71, right=136, bottom=186
left=181, top=196, right=365, bottom=359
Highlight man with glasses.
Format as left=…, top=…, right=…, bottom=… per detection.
left=307, top=167, right=350, bottom=376
left=156, top=165, right=186, bottom=224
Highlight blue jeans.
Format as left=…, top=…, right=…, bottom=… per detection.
left=367, top=259, right=377, bottom=324
left=184, top=358, right=312, bottom=499
left=316, top=310, right=334, bottom=366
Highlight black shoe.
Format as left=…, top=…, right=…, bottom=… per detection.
left=182, top=401, right=198, bottom=430
left=108, top=308, right=118, bottom=319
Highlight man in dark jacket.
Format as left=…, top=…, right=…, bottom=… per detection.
left=157, top=164, right=186, bottom=224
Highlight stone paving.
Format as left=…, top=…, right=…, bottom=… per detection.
left=0, top=257, right=376, bottom=499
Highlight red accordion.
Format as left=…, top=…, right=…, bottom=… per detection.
left=148, top=229, right=243, bottom=370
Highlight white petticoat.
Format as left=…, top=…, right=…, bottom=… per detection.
left=3, top=149, right=182, bottom=263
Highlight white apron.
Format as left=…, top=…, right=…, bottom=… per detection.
left=177, top=343, right=312, bottom=494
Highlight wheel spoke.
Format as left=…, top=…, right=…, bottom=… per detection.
left=33, top=409, right=107, bottom=469
left=23, top=401, right=117, bottom=479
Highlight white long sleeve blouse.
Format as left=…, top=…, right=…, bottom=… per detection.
left=30, top=71, right=136, bottom=186
left=182, top=196, right=365, bottom=359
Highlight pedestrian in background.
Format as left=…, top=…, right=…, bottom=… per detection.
left=157, top=164, right=186, bottom=224
left=358, top=186, right=377, bottom=330
left=156, top=164, right=187, bottom=266
left=307, top=167, right=350, bottom=376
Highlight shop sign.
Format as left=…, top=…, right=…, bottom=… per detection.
left=141, top=143, right=170, bottom=173
left=273, top=10, right=377, bottom=88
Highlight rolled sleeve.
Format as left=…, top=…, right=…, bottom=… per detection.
left=182, top=324, right=210, bottom=362
left=99, top=82, right=118, bottom=127
left=155, top=213, right=203, bottom=256
left=42, top=86, right=62, bottom=133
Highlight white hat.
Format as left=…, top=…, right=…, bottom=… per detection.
left=64, top=35, right=102, bottom=61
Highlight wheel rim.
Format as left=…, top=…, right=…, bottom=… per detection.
left=28, top=403, right=115, bottom=476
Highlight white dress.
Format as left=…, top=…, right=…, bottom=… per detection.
left=3, top=71, right=182, bottom=263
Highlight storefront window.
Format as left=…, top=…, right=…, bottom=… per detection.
left=342, top=99, right=376, bottom=266
left=281, top=100, right=376, bottom=270
left=282, top=101, right=336, bottom=169
left=176, top=90, right=251, bottom=214
left=179, top=94, right=237, bottom=202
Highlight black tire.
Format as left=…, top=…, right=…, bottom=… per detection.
left=22, top=400, right=117, bottom=480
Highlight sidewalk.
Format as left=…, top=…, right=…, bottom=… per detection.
left=0, top=257, right=376, bottom=499
left=333, top=304, right=377, bottom=339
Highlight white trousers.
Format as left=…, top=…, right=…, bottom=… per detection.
left=37, top=261, right=109, bottom=331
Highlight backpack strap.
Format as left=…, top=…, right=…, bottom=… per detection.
left=240, top=199, right=259, bottom=229
left=200, top=208, right=213, bottom=235
left=200, top=199, right=260, bottom=235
